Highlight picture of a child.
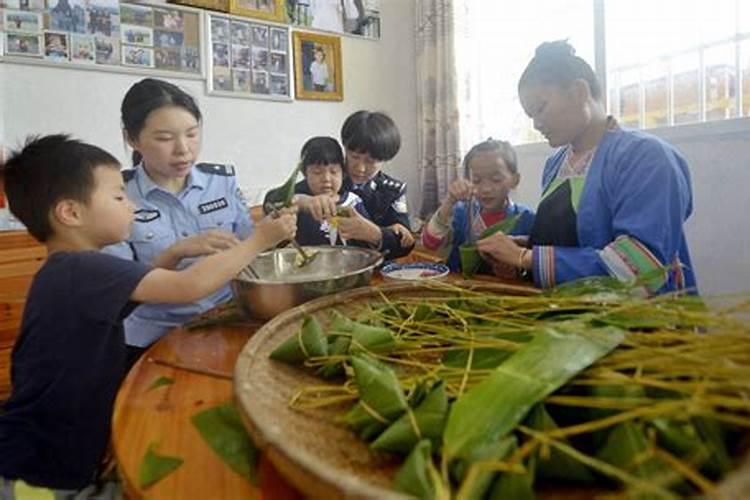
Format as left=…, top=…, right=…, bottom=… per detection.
left=309, top=45, right=329, bottom=91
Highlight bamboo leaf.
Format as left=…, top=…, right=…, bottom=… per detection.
left=443, top=323, right=624, bottom=464
left=270, top=315, right=328, bottom=364
left=371, top=382, right=450, bottom=454
left=393, top=439, right=435, bottom=499
left=343, top=355, right=408, bottom=439
left=264, top=163, right=301, bottom=209
left=138, top=442, right=184, bottom=489
left=455, top=436, right=517, bottom=500
left=525, top=404, right=594, bottom=483
left=146, top=375, right=174, bottom=392
left=191, top=401, right=259, bottom=484
left=460, top=215, right=521, bottom=278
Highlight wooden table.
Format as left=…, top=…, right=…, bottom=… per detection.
left=112, top=322, right=302, bottom=500
left=112, top=272, right=528, bottom=499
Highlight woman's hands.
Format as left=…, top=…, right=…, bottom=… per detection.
left=155, top=229, right=239, bottom=269
left=477, top=233, right=532, bottom=274
left=294, top=193, right=338, bottom=221
left=337, top=206, right=383, bottom=246
left=254, top=210, right=297, bottom=249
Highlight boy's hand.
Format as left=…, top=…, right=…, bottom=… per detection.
left=337, top=206, right=382, bottom=245
left=294, top=193, right=338, bottom=221
left=388, top=223, right=415, bottom=247
left=254, top=212, right=297, bottom=249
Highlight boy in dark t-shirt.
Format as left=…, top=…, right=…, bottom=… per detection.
left=0, top=135, right=296, bottom=496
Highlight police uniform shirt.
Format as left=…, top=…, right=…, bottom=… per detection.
left=102, top=162, right=253, bottom=347
left=345, top=171, right=413, bottom=259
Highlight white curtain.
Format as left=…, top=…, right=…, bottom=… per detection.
left=415, top=0, right=462, bottom=219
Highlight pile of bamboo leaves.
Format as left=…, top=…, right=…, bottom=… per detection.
left=270, top=279, right=750, bottom=499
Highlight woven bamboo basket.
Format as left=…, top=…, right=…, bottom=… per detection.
left=233, top=281, right=536, bottom=499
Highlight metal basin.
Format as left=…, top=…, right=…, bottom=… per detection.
left=231, top=246, right=383, bottom=320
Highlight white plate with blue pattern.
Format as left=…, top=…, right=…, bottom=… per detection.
left=380, top=262, right=450, bottom=281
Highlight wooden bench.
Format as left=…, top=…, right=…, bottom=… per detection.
left=0, top=231, right=46, bottom=401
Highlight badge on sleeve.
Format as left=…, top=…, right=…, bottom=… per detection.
left=134, top=209, right=160, bottom=223
left=392, top=194, right=408, bottom=214
left=199, top=197, right=229, bottom=214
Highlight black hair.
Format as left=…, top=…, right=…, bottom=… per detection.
left=518, top=40, right=602, bottom=100
left=0, top=134, right=120, bottom=242
left=300, top=136, right=344, bottom=173
left=340, top=110, right=401, bottom=162
left=462, top=138, right=518, bottom=178
left=121, top=78, right=202, bottom=166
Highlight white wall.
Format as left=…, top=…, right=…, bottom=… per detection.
left=0, top=0, right=418, bottom=209
left=513, top=119, right=750, bottom=296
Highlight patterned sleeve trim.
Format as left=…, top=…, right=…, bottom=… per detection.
left=534, top=245, right=556, bottom=289
left=421, top=211, right=452, bottom=251
left=599, top=235, right=667, bottom=295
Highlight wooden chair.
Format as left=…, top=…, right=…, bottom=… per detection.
left=0, top=231, right=46, bottom=401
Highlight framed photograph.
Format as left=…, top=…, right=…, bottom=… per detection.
left=228, top=0, right=284, bottom=23
left=86, top=0, right=120, bottom=38
left=293, top=31, right=342, bottom=101
left=167, top=0, right=229, bottom=13
left=4, top=32, right=41, bottom=56
left=122, top=44, right=154, bottom=67
left=286, top=0, right=380, bottom=39
left=43, top=31, right=69, bottom=61
left=154, top=8, right=184, bottom=31
left=121, top=24, right=153, bottom=47
left=3, top=9, right=42, bottom=33
left=119, top=3, right=153, bottom=27
left=207, top=12, right=291, bottom=101
left=1, top=0, right=45, bottom=10
left=95, top=36, right=119, bottom=65
left=70, top=33, right=96, bottom=63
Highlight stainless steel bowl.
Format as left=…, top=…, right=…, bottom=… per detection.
left=231, top=246, right=383, bottom=320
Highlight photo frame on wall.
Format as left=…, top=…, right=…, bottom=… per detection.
left=228, top=0, right=284, bottom=23
left=0, top=0, right=204, bottom=79
left=286, top=0, right=380, bottom=39
left=292, top=30, right=342, bottom=101
left=207, top=12, right=291, bottom=101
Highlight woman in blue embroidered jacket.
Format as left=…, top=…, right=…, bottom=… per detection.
left=477, top=40, right=697, bottom=294
left=421, top=139, right=534, bottom=277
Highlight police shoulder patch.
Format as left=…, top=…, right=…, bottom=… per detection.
left=196, top=162, right=236, bottom=176
left=121, top=169, right=136, bottom=182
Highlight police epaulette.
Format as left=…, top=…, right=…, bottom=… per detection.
left=196, top=162, right=236, bottom=176
left=121, top=169, right=136, bottom=182
left=378, top=176, right=404, bottom=192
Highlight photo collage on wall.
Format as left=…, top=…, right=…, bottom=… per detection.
left=0, top=0, right=202, bottom=75
left=209, top=13, right=290, bottom=100
left=117, top=3, right=199, bottom=72
left=286, top=0, right=380, bottom=39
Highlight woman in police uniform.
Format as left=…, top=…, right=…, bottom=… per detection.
left=105, top=78, right=254, bottom=362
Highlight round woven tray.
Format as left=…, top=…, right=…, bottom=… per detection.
left=234, top=280, right=536, bottom=499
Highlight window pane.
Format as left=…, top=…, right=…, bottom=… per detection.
left=705, top=43, right=737, bottom=121
left=741, top=41, right=750, bottom=116
left=644, top=63, right=669, bottom=128
left=672, top=54, right=701, bottom=125
left=456, top=0, right=594, bottom=147
left=606, top=0, right=741, bottom=128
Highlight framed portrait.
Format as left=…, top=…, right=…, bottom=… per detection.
left=228, top=0, right=284, bottom=23
left=293, top=30, right=342, bottom=101
left=286, top=0, right=380, bottom=39
left=206, top=12, right=291, bottom=101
